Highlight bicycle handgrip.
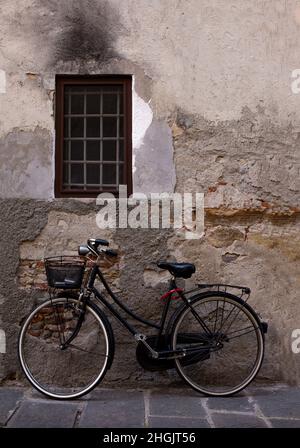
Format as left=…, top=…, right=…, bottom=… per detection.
left=94, top=238, right=109, bottom=247
left=105, top=249, right=118, bottom=257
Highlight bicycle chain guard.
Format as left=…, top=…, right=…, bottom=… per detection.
left=136, top=335, right=175, bottom=371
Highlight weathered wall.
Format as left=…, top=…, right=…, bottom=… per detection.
left=0, top=0, right=300, bottom=386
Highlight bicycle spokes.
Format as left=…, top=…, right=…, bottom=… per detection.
left=19, top=298, right=110, bottom=399
left=172, top=295, right=264, bottom=395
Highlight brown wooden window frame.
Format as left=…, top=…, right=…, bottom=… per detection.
left=55, top=75, right=132, bottom=198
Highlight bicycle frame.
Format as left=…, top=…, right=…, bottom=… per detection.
left=83, top=263, right=214, bottom=351
left=86, top=264, right=178, bottom=336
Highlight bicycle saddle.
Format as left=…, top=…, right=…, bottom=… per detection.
left=157, top=262, right=196, bottom=279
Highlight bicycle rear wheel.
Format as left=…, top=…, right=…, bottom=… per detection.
left=171, top=292, right=264, bottom=396
left=18, top=296, right=113, bottom=400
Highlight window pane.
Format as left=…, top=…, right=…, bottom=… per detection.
left=71, top=94, right=84, bottom=114
left=64, top=118, right=69, bottom=138
left=103, top=164, right=116, bottom=184
left=103, top=117, right=117, bottom=137
left=70, top=141, right=84, bottom=160
left=119, top=164, right=124, bottom=184
left=63, top=163, right=69, bottom=184
left=119, top=93, right=123, bottom=113
left=87, top=94, right=100, bottom=114
left=119, top=140, right=124, bottom=161
left=103, top=140, right=116, bottom=161
left=103, top=94, right=118, bottom=114
left=64, top=95, right=69, bottom=113
left=87, top=117, right=100, bottom=137
left=119, top=117, right=124, bottom=137
left=63, top=142, right=69, bottom=160
left=71, top=117, right=84, bottom=137
left=85, top=85, right=122, bottom=93
left=70, top=185, right=84, bottom=190
left=65, top=86, right=85, bottom=93
left=86, top=141, right=100, bottom=160
left=71, top=164, right=84, bottom=184
left=85, top=86, right=104, bottom=93
left=87, top=164, right=100, bottom=184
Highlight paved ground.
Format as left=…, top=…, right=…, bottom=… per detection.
left=1, top=384, right=300, bottom=428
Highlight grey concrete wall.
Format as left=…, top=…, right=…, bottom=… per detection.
left=0, top=0, right=299, bottom=386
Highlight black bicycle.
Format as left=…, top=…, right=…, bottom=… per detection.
left=18, top=238, right=267, bottom=400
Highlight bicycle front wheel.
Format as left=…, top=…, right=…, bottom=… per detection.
left=171, top=292, right=264, bottom=396
left=18, top=296, right=113, bottom=400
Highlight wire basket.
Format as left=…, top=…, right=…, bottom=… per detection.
left=44, top=256, right=86, bottom=289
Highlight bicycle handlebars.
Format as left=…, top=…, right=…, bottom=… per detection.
left=78, top=239, right=118, bottom=258
left=89, top=238, right=109, bottom=247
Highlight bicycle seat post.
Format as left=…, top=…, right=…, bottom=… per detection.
left=170, top=276, right=177, bottom=289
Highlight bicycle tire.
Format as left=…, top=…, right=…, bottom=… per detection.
left=18, top=295, right=115, bottom=400
left=170, top=291, right=265, bottom=396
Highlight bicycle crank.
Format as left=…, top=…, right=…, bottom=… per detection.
left=134, top=333, right=187, bottom=360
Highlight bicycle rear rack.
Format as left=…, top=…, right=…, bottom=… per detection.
left=184, top=284, right=268, bottom=335
left=184, top=283, right=251, bottom=303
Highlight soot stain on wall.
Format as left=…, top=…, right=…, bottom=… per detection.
left=38, top=0, right=120, bottom=66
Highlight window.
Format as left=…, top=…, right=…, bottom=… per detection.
left=55, top=76, right=132, bottom=197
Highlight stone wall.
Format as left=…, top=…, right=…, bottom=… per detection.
left=0, top=1, right=300, bottom=386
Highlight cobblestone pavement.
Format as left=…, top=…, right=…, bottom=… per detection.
left=1, top=384, right=300, bottom=428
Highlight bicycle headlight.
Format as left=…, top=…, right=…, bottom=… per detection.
left=78, top=245, right=90, bottom=256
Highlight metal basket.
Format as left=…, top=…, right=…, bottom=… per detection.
left=44, top=256, right=86, bottom=289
